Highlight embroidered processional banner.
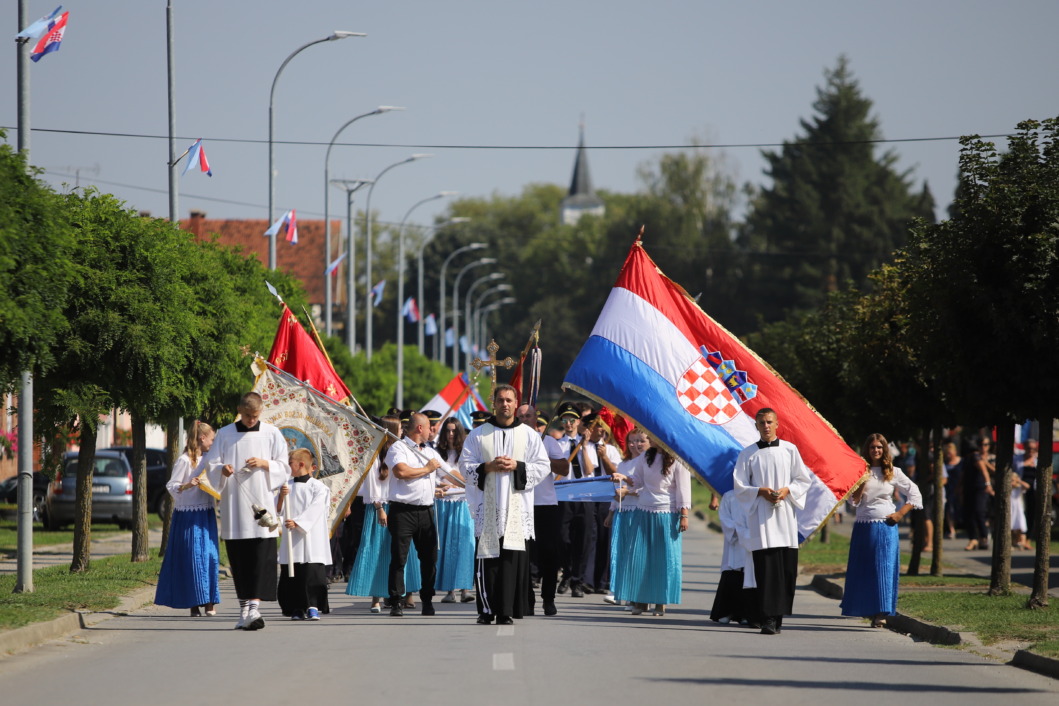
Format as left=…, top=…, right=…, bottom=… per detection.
left=252, top=363, right=385, bottom=537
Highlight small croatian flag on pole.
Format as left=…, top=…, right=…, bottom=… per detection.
left=265, top=210, right=298, bottom=244
left=402, top=297, right=419, bottom=323
left=325, top=252, right=346, bottom=277
left=16, top=6, right=62, bottom=41
left=26, top=9, right=69, bottom=63
left=370, top=280, right=386, bottom=306
left=181, top=139, right=212, bottom=177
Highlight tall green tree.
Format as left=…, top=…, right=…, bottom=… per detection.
left=739, top=56, right=935, bottom=325
left=0, top=132, right=73, bottom=388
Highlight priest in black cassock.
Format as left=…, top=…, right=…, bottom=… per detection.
left=459, top=384, right=550, bottom=625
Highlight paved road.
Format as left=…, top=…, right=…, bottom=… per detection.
left=1, top=521, right=1057, bottom=705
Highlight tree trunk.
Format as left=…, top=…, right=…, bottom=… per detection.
left=1028, top=417, right=1053, bottom=608
left=987, top=423, right=1014, bottom=595
left=931, top=424, right=945, bottom=576
left=158, top=416, right=180, bottom=557
left=70, top=424, right=96, bottom=573
left=130, top=413, right=149, bottom=562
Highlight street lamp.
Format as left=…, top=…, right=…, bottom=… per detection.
left=323, top=106, right=404, bottom=335
left=364, top=154, right=433, bottom=361
left=268, top=30, right=364, bottom=269
left=331, top=178, right=373, bottom=355
left=451, top=257, right=497, bottom=373
left=417, top=218, right=471, bottom=356
left=395, top=191, right=458, bottom=408
left=438, top=242, right=486, bottom=365
left=478, top=297, right=517, bottom=352
left=472, top=283, right=513, bottom=356
left=464, top=273, right=506, bottom=370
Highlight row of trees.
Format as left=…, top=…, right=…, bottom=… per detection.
left=746, top=119, right=1058, bottom=606
left=1, top=131, right=308, bottom=570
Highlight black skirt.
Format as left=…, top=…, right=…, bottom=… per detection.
left=225, top=537, right=278, bottom=601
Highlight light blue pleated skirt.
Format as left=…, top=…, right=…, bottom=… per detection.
left=609, top=509, right=636, bottom=600
left=346, top=504, right=422, bottom=597
left=841, top=520, right=900, bottom=617
left=614, top=509, right=683, bottom=605
left=155, top=507, right=221, bottom=609
left=435, top=498, right=475, bottom=591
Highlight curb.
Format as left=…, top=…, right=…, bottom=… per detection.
left=0, top=584, right=157, bottom=658
left=808, top=572, right=1059, bottom=679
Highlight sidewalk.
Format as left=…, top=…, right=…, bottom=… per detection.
left=0, top=527, right=165, bottom=575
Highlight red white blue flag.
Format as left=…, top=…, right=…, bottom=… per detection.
left=370, top=280, right=386, bottom=306
left=181, top=139, right=212, bottom=177
left=16, top=6, right=61, bottom=40
left=421, top=373, right=487, bottom=429
left=325, top=252, right=346, bottom=277
left=402, top=297, right=420, bottom=323
left=563, top=236, right=864, bottom=539
left=265, top=209, right=298, bottom=244
left=27, top=9, right=68, bottom=63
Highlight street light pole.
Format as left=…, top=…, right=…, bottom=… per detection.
left=395, top=192, right=457, bottom=408
left=451, top=258, right=497, bottom=373
left=331, top=179, right=373, bottom=355
left=417, top=218, right=470, bottom=356
left=323, top=106, right=403, bottom=336
left=268, top=30, right=363, bottom=270
left=364, top=154, right=432, bottom=361
left=478, top=297, right=517, bottom=352
left=472, top=283, right=513, bottom=356
left=464, top=273, right=505, bottom=370
left=438, top=243, right=486, bottom=366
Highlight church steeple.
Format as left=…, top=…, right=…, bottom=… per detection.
left=560, top=120, right=605, bottom=226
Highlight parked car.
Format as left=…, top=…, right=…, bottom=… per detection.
left=102, top=446, right=171, bottom=517
left=45, top=450, right=134, bottom=530
left=1, top=471, right=51, bottom=522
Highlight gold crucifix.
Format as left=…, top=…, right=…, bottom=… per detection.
left=471, top=339, right=515, bottom=404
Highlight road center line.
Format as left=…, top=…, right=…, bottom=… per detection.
left=496, top=625, right=515, bottom=637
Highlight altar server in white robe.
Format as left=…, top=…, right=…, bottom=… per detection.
left=732, top=408, right=811, bottom=636
left=203, top=392, right=291, bottom=631
left=277, top=448, right=332, bottom=620
left=460, top=384, right=550, bottom=625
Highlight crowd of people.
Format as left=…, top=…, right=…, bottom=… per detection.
left=152, top=391, right=949, bottom=635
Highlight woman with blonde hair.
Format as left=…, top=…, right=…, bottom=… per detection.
left=155, top=421, right=220, bottom=617
left=840, top=433, right=922, bottom=628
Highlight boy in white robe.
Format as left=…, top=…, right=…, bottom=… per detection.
left=277, top=448, right=332, bottom=620
left=203, top=392, right=291, bottom=631
left=732, top=408, right=811, bottom=635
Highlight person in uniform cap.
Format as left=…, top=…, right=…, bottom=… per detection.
left=554, top=402, right=583, bottom=596
left=399, top=409, right=413, bottom=425
left=535, top=411, right=549, bottom=434
left=471, top=410, right=491, bottom=428
left=422, top=409, right=443, bottom=448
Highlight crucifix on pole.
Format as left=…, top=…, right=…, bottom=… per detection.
left=470, top=339, right=515, bottom=405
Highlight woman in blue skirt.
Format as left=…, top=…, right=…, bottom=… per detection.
left=434, top=417, right=476, bottom=604
left=155, top=421, right=221, bottom=617
left=610, top=438, right=691, bottom=616
left=605, top=429, right=648, bottom=606
left=840, top=433, right=922, bottom=627
left=346, top=416, right=421, bottom=612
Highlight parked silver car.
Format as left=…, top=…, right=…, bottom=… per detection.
left=45, top=450, right=133, bottom=530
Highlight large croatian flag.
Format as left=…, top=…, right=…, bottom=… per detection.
left=563, top=236, right=865, bottom=540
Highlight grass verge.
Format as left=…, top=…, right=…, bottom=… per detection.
left=898, top=590, right=1059, bottom=659
left=0, top=516, right=167, bottom=555
left=0, top=552, right=162, bottom=632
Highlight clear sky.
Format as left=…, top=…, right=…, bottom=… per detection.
left=4, top=1, right=1059, bottom=234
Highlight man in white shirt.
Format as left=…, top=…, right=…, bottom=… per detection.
left=460, top=385, right=551, bottom=625
left=732, top=408, right=812, bottom=635
left=386, top=412, right=443, bottom=617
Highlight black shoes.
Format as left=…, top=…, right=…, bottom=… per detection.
left=497, top=615, right=514, bottom=625
left=760, top=617, right=779, bottom=635
left=390, top=604, right=404, bottom=617
left=557, top=578, right=569, bottom=594
left=543, top=601, right=558, bottom=616
left=421, top=601, right=435, bottom=616
left=477, top=614, right=494, bottom=625
left=570, top=583, right=584, bottom=598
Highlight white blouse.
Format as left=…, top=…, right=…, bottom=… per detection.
left=852, top=465, right=923, bottom=523
left=166, top=452, right=214, bottom=511
left=625, top=452, right=691, bottom=513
